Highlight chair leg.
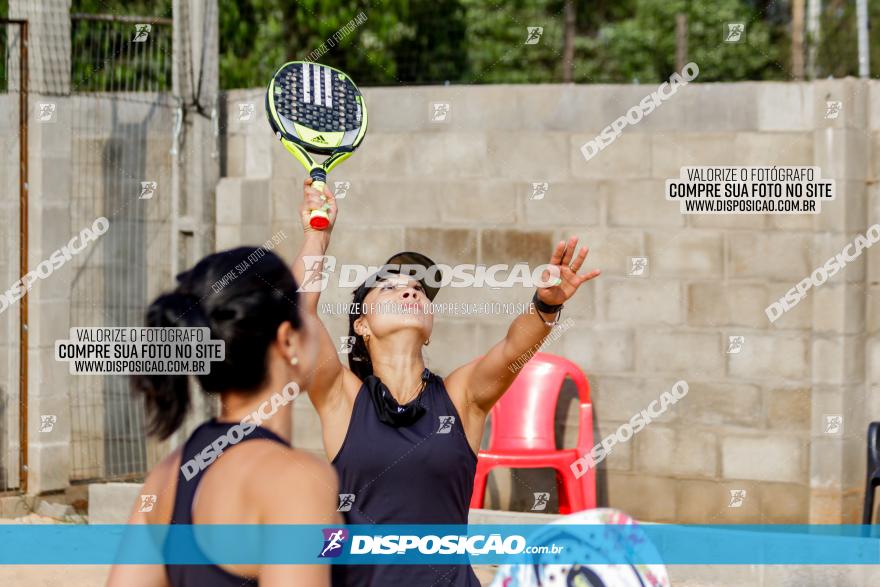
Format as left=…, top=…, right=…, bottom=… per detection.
left=581, top=466, right=597, bottom=509
left=864, top=476, right=878, bottom=524
left=554, top=464, right=586, bottom=514
left=563, top=466, right=586, bottom=512
left=865, top=424, right=880, bottom=524
left=555, top=468, right=571, bottom=515
left=470, top=464, right=491, bottom=510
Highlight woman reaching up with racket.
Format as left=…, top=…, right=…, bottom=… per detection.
left=108, top=247, right=338, bottom=587
left=293, top=179, right=600, bottom=586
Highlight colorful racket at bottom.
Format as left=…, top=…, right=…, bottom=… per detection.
left=266, top=61, right=368, bottom=229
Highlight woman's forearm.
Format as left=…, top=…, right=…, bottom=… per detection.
left=292, top=231, right=332, bottom=313
left=501, top=303, right=554, bottom=364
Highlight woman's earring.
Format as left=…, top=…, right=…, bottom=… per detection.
left=424, top=338, right=430, bottom=346
left=289, top=355, right=299, bottom=366
left=364, top=334, right=370, bottom=344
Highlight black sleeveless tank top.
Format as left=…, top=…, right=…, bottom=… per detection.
left=331, top=371, right=480, bottom=586
left=164, top=419, right=288, bottom=587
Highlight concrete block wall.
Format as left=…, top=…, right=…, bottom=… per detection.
left=220, top=79, right=877, bottom=524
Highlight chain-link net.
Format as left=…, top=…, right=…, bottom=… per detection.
left=0, top=18, right=24, bottom=491
left=67, top=11, right=176, bottom=482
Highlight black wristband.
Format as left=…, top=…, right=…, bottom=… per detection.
left=532, top=291, right=563, bottom=315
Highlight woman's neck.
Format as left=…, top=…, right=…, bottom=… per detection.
left=371, top=354, right=427, bottom=403
left=218, top=385, right=294, bottom=444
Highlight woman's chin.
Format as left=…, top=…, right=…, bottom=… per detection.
left=377, top=316, right=431, bottom=335
left=391, top=321, right=427, bottom=337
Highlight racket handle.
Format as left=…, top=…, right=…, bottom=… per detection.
left=308, top=169, right=331, bottom=230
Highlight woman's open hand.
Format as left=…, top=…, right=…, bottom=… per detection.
left=536, top=236, right=600, bottom=307
left=300, top=177, right=338, bottom=234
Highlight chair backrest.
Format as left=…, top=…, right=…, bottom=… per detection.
left=487, top=353, right=591, bottom=452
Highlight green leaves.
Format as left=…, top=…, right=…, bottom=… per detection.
left=588, top=0, right=783, bottom=83
left=60, top=0, right=880, bottom=89
left=217, top=0, right=416, bottom=87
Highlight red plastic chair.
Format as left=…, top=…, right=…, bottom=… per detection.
left=470, top=352, right=597, bottom=514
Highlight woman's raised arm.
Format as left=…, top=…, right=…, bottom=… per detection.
left=289, top=179, right=355, bottom=448
left=447, top=236, right=600, bottom=415
left=291, top=177, right=338, bottom=314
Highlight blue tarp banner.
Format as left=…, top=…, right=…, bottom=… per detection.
left=1, top=524, right=879, bottom=565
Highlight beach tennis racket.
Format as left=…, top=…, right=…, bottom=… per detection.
left=266, top=61, right=368, bottom=230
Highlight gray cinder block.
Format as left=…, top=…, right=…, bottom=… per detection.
left=88, top=482, right=142, bottom=524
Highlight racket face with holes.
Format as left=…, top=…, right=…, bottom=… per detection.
left=266, top=61, right=368, bottom=159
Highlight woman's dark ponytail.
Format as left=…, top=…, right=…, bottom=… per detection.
left=135, top=292, right=206, bottom=439
left=132, top=247, right=302, bottom=440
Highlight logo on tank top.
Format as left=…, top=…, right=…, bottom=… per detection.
left=437, top=416, right=455, bottom=434
left=337, top=493, right=356, bottom=512
left=319, top=528, right=348, bottom=558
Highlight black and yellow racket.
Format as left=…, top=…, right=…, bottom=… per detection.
left=266, top=61, right=368, bottom=230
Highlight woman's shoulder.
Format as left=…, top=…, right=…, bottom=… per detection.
left=152, top=446, right=185, bottom=478
left=243, top=446, right=340, bottom=522
left=238, top=442, right=338, bottom=490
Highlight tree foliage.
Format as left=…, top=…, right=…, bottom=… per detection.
left=216, top=0, right=467, bottom=88
left=815, top=0, right=880, bottom=79
left=3, top=0, right=876, bottom=90
left=581, top=0, right=784, bottom=83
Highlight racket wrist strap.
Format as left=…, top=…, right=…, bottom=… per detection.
left=532, top=292, right=562, bottom=314
left=532, top=292, right=562, bottom=326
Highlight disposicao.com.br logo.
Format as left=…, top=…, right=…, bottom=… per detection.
left=318, top=529, right=562, bottom=557
left=319, top=528, right=349, bottom=558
